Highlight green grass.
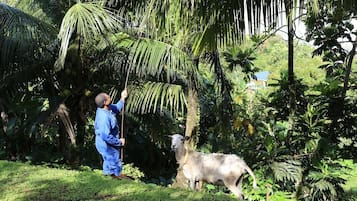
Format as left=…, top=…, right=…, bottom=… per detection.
left=343, top=160, right=357, bottom=199
left=2, top=160, right=356, bottom=201
left=0, top=160, right=236, bottom=201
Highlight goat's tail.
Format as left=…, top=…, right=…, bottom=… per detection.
left=245, top=166, right=258, bottom=189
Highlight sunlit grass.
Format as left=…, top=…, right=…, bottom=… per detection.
left=343, top=160, right=357, bottom=199
left=2, top=160, right=356, bottom=200
left=0, top=160, right=235, bottom=201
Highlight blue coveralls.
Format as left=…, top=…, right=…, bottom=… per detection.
left=94, top=100, right=124, bottom=176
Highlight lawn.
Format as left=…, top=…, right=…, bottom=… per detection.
left=1, top=160, right=356, bottom=201
left=343, top=160, right=357, bottom=199
left=0, top=160, right=236, bottom=201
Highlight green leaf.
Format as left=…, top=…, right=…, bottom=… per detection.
left=271, top=160, right=302, bottom=183
left=0, top=3, right=56, bottom=67
left=55, top=1, right=121, bottom=70
left=116, top=36, right=198, bottom=84
left=127, top=81, right=187, bottom=116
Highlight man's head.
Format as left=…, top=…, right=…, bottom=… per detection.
left=95, top=93, right=111, bottom=108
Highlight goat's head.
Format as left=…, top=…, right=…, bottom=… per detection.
left=169, top=134, right=184, bottom=151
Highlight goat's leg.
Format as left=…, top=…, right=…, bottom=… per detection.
left=226, top=185, right=243, bottom=200
left=196, top=180, right=203, bottom=191
left=189, top=178, right=196, bottom=190
left=191, top=178, right=202, bottom=191
left=224, top=176, right=243, bottom=200
left=236, top=174, right=244, bottom=191
left=236, top=175, right=244, bottom=199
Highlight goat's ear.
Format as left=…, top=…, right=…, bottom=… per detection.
left=166, top=135, right=173, bottom=138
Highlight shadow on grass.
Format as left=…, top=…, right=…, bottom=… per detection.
left=345, top=187, right=357, bottom=200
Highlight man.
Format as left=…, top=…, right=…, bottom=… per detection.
left=94, top=89, right=128, bottom=179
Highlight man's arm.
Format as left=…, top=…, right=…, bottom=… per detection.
left=109, top=89, right=128, bottom=114
left=95, top=115, right=121, bottom=146
left=109, top=100, right=124, bottom=114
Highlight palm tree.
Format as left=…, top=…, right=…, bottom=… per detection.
left=72, top=0, right=298, bottom=186
left=2, top=0, right=356, bottom=192
left=0, top=0, right=194, bottom=163
left=125, top=0, right=356, bottom=191
left=0, top=2, right=59, bottom=159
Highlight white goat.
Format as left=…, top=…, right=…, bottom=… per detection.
left=170, top=134, right=257, bottom=200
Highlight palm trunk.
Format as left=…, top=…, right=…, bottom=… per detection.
left=173, top=58, right=200, bottom=188
left=342, top=43, right=356, bottom=99
left=286, top=0, right=296, bottom=140
left=173, top=86, right=199, bottom=188
left=0, top=111, right=15, bottom=160
left=184, top=88, right=199, bottom=139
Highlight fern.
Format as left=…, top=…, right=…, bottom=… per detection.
left=311, top=179, right=337, bottom=199
left=271, top=160, right=302, bottom=184
left=301, top=159, right=348, bottom=201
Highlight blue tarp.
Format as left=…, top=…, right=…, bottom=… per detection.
left=253, top=71, right=270, bottom=81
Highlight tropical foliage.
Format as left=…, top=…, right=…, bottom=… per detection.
left=0, top=0, right=356, bottom=201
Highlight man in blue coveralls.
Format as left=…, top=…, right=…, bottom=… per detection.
left=94, top=89, right=128, bottom=179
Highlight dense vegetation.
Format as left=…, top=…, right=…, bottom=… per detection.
left=1, top=0, right=356, bottom=200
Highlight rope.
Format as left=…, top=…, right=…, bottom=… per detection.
left=120, top=64, right=131, bottom=161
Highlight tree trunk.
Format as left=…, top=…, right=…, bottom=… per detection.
left=184, top=88, right=199, bottom=139
left=342, top=43, right=356, bottom=99
left=0, top=111, right=15, bottom=160
left=172, top=166, right=189, bottom=189
left=173, top=86, right=199, bottom=188
left=285, top=0, right=296, bottom=140
left=173, top=56, right=200, bottom=188
left=58, top=121, right=67, bottom=158
left=74, top=94, right=87, bottom=146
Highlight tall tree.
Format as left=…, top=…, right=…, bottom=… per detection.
left=0, top=0, right=195, bottom=163
left=304, top=0, right=357, bottom=154
left=285, top=0, right=296, bottom=139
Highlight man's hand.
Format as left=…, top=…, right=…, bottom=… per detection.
left=120, top=138, right=126, bottom=146
left=121, top=89, right=128, bottom=99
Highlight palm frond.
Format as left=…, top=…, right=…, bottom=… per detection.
left=0, top=3, right=57, bottom=67
left=126, top=81, right=187, bottom=116
left=191, top=18, right=218, bottom=56
left=3, top=0, right=64, bottom=26
left=116, top=36, right=198, bottom=84
left=55, top=1, right=121, bottom=70
left=180, top=0, right=286, bottom=50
